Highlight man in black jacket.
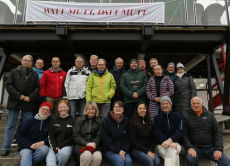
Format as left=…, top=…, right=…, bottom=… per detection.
left=109, top=57, right=127, bottom=108
left=183, top=96, right=230, bottom=166
left=1, top=55, right=40, bottom=156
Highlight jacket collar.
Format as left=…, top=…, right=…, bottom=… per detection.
left=128, top=68, right=140, bottom=73
left=107, top=112, right=126, bottom=123
left=188, top=106, right=207, bottom=116
left=160, top=109, right=173, bottom=117
left=113, top=65, right=124, bottom=72
left=33, top=67, right=44, bottom=73
left=81, top=115, right=101, bottom=123
left=49, top=67, right=62, bottom=73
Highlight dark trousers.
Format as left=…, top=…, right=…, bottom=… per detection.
left=124, top=102, right=138, bottom=120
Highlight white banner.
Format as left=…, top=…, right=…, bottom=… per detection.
left=26, top=1, right=165, bottom=23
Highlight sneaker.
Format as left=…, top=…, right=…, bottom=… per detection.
left=11, top=140, right=18, bottom=147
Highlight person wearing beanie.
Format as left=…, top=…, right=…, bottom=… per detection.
left=154, top=96, right=184, bottom=166
left=16, top=102, right=53, bottom=166
left=120, top=59, right=148, bottom=119
left=172, top=63, right=197, bottom=115
left=165, top=62, right=177, bottom=81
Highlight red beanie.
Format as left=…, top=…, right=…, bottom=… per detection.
left=138, top=60, right=146, bottom=65
left=39, top=102, right=52, bottom=112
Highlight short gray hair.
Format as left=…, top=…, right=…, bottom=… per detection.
left=22, top=55, right=33, bottom=61
left=97, top=58, right=106, bottom=65
left=75, top=56, right=84, bottom=62
left=115, top=57, right=124, bottom=64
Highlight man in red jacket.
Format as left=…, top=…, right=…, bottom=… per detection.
left=40, top=57, right=66, bottom=117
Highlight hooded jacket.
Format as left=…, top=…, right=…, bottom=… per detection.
left=86, top=69, right=116, bottom=103
left=109, top=66, right=127, bottom=103
left=120, top=68, right=148, bottom=104
left=40, top=67, right=66, bottom=99
left=6, top=65, right=40, bottom=111
left=63, top=66, right=91, bottom=100
left=48, top=115, right=76, bottom=154
left=154, top=110, right=184, bottom=145
left=33, top=67, right=44, bottom=82
left=183, top=106, right=223, bottom=152
left=101, top=113, right=130, bottom=153
left=172, top=73, right=197, bottom=115
left=146, top=75, right=174, bottom=119
left=129, top=117, right=155, bottom=153
left=16, top=115, right=52, bottom=152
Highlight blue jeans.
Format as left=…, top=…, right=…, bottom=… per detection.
left=130, top=149, right=160, bottom=166
left=2, top=109, right=33, bottom=150
left=155, top=103, right=161, bottom=116
left=103, top=151, right=132, bottom=166
left=46, top=146, right=72, bottom=166
left=186, top=146, right=230, bottom=166
left=19, top=145, right=49, bottom=166
left=69, top=98, right=86, bottom=118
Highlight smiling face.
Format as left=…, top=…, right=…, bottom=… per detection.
left=161, top=101, right=171, bottom=114
left=139, top=62, right=146, bottom=71
left=21, top=56, right=33, bottom=68
left=115, top=58, right=123, bottom=71
left=137, top=104, right=146, bottom=118
left=90, top=57, right=98, bottom=68
left=130, top=61, right=138, bottom=70
left=177, top=68, right=184, bottom=74
left=113, top=103, right=124, bottom=117
left=191, top=97, right=203, bottom=112
left=97, top=60, right=106, bottom=71
left=38, top=106, right=51, bottom=118
left=154, top=65, right=163, bottom=76
left=167, top=65, right=175, bottom=74
left=35, top=59, right=44, bottom=70
left=86, top=105, right=96, bottom=118
left=58, top=103, right=69, bottom=117
left=150, top=60, right=158, bottom=69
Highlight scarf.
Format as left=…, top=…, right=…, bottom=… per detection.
left=110, top=111, right=123, bottom=123
left=97, top=68, right=106, bottom=76
left=177, top=73, right=184, bottom=78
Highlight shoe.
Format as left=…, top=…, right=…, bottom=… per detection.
left=1, top=150, right=9, bottom=156
left=11, top=139, right=18, bottom=147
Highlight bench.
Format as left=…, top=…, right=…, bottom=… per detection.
left=215, top=115, right=230, bottom=134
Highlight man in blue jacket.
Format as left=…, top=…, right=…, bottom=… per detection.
left=154, top=96, right=184, bottom=166
left=16, top=102, right=52, bottom=166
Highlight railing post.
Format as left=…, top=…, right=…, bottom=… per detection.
left=0, top=51, right=10, bottom=79
left=207, top=54, right=214, bottom=113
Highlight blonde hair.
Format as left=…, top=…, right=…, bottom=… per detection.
left=149, top=58, right=158, bottom=64
left=90, top=55, right=98, bottom=60
left=84, top=101, right=99, bottom=117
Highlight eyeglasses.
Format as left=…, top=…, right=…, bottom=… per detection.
left=97, top=64, right=105, bottom=66
left=23, top=59, right=32, bottom=63
left=52, top=61, right=60, bottom=63
left=114, top=106, right=123, bottom=109
left=76, top=61, right=83, bottom=63
left=36, top=63, right=43, bottom=65
left=40, top=107, right=50, bottom=112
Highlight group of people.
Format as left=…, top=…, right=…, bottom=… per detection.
left=0, top=54, right=229, bottom=166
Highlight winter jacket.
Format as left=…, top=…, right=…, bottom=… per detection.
left=101, top=113, right=130, bottom=153
left=48, top=115, right=76, bottom=154
left=16, top=115, right=52, bottom=152
left=183, top=106, right=223, bottom=152
left=109, top=66, right=127, bottom=103
left=40, top=67, right=66, bottom=99
left=164, top=70, right=177, bottom=81
left=146, top=75, right=174, bottom=118
left=63, top=66, right=91, bottom=100
left=6, top=65, right=40, bottom=111
left=120, top=68, right=148, bottom=104
left=172, top=73, right=197, bottom=115
left=129, top=117, right=155, bottom=154
left=86, top=69, right=116, bottom=103
left=33, top=67, right=44, bottom=82
left=73, top=115, right=102, bottom=161
left=154, top=110, right=184, bottom=145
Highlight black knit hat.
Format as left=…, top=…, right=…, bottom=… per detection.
left=129, top=59, right=138, bottom=65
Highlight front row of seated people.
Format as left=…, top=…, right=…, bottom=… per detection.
left=16, top=96, right=230, bottom=166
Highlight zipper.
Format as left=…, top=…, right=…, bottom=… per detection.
left=88, top=120, right=92, bottom=141
left=118, top=123, right=119, bottom=128
left=199, top=117, right=204, bottom=144
left=167, top=114, right=170, bottom=129
left=57, top=73, right=59, bottom=97
left=40, top=121, right=43, bottom=131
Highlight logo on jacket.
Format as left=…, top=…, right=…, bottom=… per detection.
left=53, top=124, right=60, bottom=126
left=67, top=124, right=73, bottom=127
left=60, top=76, right=62, bottom=79
left=202, top=117, right=207, bottom=119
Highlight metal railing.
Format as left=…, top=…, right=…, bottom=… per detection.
left=0, top=0, right=229, bottom=27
